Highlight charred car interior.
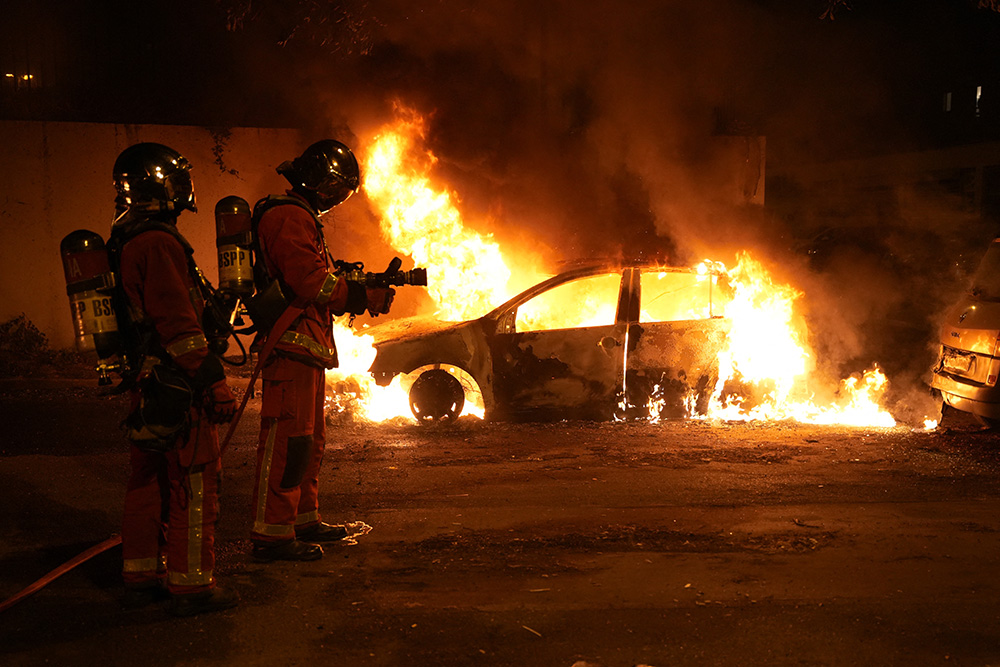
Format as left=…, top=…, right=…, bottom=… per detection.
left=368, top=261, right=732, bottom=423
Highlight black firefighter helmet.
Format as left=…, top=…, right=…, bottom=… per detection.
left=113, top=142, right=197, bottom=220
left=277, top=139, right=360, bottom=214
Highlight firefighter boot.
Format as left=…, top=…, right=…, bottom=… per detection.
left=168, top=586, right=240, bottom=617
left=122, top=581, right=169, bottom=610
left=297, top=522, right=348, bottom=543
left=251, top=539, right=324, bottom=562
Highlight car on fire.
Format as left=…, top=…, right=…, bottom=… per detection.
left=367, top=261, right=733, bottom=423
left=931, top=237, right=1000, bottom=427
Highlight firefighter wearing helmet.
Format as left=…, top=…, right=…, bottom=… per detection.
left=248, top=140, right=394, bottom=562
left=110, top=142, right=239, bottom=615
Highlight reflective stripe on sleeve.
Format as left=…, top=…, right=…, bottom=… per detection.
left=166, top=333, right=208, bottom=359
left=278, top=332, right=336, bottom=363
left=315, top=273, right=339, bottom=305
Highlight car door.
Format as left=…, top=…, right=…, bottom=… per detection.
left=489, top=270, right=628, bottom=420
left=623, top=267, right=731, bottom=418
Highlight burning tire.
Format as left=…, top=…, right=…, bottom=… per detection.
left=409, top=368, right=465, bottom=423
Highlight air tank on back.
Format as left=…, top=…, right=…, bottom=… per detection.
left=215, top=196, right=255, bottom=297
left=59, top=229, right=121, bottom=362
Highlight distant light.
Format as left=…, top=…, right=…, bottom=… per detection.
left=21, top=74, right=32, bottom=81
left=976, top=85, right=982, bottom=117
left=4, top=73, right=13, bottom=78
left=943, top=91, right=952, bottom=112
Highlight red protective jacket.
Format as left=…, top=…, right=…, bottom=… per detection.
left=118, top=227, right=219, bottom=465
left=255, top=192, right=354, bottom=368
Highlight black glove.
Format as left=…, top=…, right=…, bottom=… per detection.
left=204, top=380, right=237, bottom=423
left=366, top=287, right=395, bottom=317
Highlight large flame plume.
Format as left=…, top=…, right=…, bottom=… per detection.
left=322, top=107, right=520, bottom=421
left=701, top=254, right=897, bottom=427
left=364, top=107, right=518, bottom=322
left=325, top=105, right=920, bottom=429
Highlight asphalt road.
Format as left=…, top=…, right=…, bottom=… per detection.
left=2, top=379, right=1000, bottom=666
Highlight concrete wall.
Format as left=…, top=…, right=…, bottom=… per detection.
left=0, top=121, right=306, bottom=349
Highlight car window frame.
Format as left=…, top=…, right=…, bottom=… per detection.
left=487, top=263, right=726, bottom=333
left=489, top=266, right=629, bottom=334
left=633, top=266, right=723, bottom=324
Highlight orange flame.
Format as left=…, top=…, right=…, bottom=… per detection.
left=696, top=254, right=896, bottom=426
left=322, top=106, right=523, bottom=421
left=326, top=105, right=918, bottom=428
left=323, top=321, right=409, bottom=422
left=364, top=107, right=514, bottom=321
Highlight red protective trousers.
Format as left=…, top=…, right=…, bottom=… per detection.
left=121, top=416, right=221, bottom=595
left=251, top=355, right=327, bottom=544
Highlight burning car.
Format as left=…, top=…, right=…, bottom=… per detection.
left=367, top=261, right=732, bottom=423
left=931, top=237, right=1000, bottom=427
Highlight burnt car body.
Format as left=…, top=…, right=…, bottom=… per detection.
left=368, top=261, right=731, bottom=422
left=931, top=237, right=1000, bottom=425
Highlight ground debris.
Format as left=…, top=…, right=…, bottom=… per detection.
left=341, top=521, right=373, bottom=545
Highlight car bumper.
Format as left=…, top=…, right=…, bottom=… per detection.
left=931, top=370, right=1000, bottom=419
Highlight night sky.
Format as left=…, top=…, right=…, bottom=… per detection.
left=5, top=2, right=997, bottom=151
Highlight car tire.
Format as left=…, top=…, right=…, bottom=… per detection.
left=409, top=369, right=465, bottom=424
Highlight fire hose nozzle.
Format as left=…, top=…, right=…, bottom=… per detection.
left=339, top=257, right=429, bottom=288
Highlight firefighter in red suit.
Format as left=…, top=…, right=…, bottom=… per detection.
left=250, top=140, right=394, bottom=562
left=110, top=143, right=239, bottom=616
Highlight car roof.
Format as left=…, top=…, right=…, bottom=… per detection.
left=552, top=258, right=704, bottom=272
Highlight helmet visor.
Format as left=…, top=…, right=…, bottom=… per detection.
left=314, top=175, right=357, bottom=210
left=165, top=169, right=196, bottom=212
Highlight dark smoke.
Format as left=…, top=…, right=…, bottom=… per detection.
left=12, top=0, right=997, bottom=422
left=287, top=0, right=998, bottom=423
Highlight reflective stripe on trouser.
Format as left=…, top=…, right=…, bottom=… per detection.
left=122, top=448, right=220, bottom=594
left=252, top=357, right=327, bottom=544
left=122, top=445, right=168, bottom=587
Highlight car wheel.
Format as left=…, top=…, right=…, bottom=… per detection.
left=409, top=369, right=465, bottom=423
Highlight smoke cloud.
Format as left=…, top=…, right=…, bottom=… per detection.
left=277, top=0, right=997, bottom=414
left=16, top=0, right=994, bottom=420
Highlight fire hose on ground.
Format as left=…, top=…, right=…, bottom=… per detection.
left=0, top=535, right=123, bottom=614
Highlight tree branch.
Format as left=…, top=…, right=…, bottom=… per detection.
left=215, top=0, right=379, bottom=55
